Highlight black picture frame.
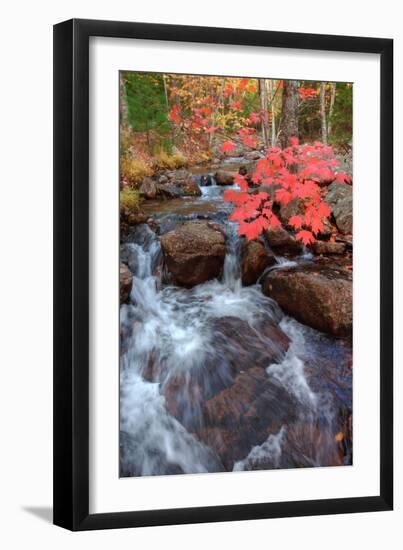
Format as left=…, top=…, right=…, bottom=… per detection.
left=53, top=18, right=393, bottom=531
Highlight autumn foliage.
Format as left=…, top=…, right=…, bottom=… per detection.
left=223, top=138, right=350, bottom=244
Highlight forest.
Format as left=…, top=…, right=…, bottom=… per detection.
left=120, top=73, right=352, bottom=244
left=119, top=72, right=353, bottom=477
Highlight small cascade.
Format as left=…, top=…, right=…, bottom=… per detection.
left=120, top=179, right=352, bottom=477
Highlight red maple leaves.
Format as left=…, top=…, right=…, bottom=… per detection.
left=224, top=138, right=349, bottom=245
left=221, top=141, right=236, bottom=154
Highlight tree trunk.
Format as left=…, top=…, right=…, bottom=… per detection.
left=320, top=82, right=328, bottom=145
left=327, top=82, right=336, bottom=137
left=268, top=79, right=276, bottom=147
left=258, top=79, right=269, bottom=146
left=119, top=72, right=129, bottom=127
left=279, top=80, right=299, bottom=148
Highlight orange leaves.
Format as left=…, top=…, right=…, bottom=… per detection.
left=298, top=87, right=318, bottom=100
left=335, top=432, right=344, bottom=442
left=168, top=104, right=181, bottom=124
left=221, top=141, right=236, bottom=154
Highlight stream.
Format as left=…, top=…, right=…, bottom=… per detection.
left=120, top=168, right=352, bottom=477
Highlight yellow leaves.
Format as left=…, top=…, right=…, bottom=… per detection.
left=335, top=432, right=344, bottom=442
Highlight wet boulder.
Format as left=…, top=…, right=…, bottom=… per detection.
left=311, top=240, right=346, bottom=256
left=279, top=198, right=305, bottom=224
left=156, top=183, right=182, bottom=199
left=215, top=170, right=235, bottom=185
left=241, top=239, right=276, bottom=285
left=139, top=177, right=158, bottom=200
left=264, top=226, right=302, bottom=255
left=325, top=182, right=352, bottom=234
left=262, top=262, right=352, bottom=336
left=120, top=263, right=133, bottom=304
left=244, top=150, right=263, bottom=161
left=279, top=199, right=334, bottom=239
left=177, top=178, right=202, bottom=197
left=160, top=221, right=226, bottom=287
left=152, top=315, right=290, bottom=432
left=198, top=367, right=297, bottom=469
left=120, top=205, right=148, bottom=235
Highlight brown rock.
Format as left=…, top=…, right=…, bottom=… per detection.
left=178, top=178, right=202, bottom=197
left=241, top=239, right=276, bottom=285
left=244, top=150, right=262, bottom=161
left=215, top=170, right=235, bottom=185
left=198, top=367, right=297, bottom=468
left=264, top=226, right=302, bottom=254
left=262, top=262, right=352, bottom=336
left=120, top=263, right=133, bottom=304
left=155, top=316, right=290, bottom=431
left=160, top=221, right=226, bottom=287
left=311, top=241, right=346, bottom=256
left=139, top=177, right=158, bottom=200
left=156, top=183, right=182, bottom=199
left=278, top=198, right=305, bottom=224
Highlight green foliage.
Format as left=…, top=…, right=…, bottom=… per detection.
left=124, top=72, right=170, bottom=141
left=328, top=84, right=353, bottom=146
left=120, top=187, right=140, bottom=211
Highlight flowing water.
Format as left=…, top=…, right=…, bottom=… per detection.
left=120, top=176, right=352, bottom=477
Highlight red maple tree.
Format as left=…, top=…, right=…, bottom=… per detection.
left=222, top=137, right=350, bottom=244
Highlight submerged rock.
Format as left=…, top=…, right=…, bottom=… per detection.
left=262, top=262, right=352, bottom=336
left=241, top=239, right=276, bottom=285
left=198, top=367, right=297, bottom=469
left=160, top=221, right=226, bottom=287
left=120, top=263, right=133, bottom=304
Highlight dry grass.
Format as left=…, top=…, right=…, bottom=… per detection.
left=120, top=156, right=153, bottom=185
left=120, top=187, right=140, bottom=211
left=152, top=149, right=188, bottom=170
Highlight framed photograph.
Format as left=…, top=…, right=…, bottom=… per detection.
left=53, top=19, right=393, bottom=530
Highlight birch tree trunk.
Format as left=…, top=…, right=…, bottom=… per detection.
left=327, top=82, right=336, bottom=137
left=320, top=82, right=328, bottom=145
left=258, top=79, right=269, bottom=146
left=119, top=72, right=129, bottom=128
left=279, top=80, right=299, bottom=148
left=268, top=79, right=276, bottom=147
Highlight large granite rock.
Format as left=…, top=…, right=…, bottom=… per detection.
left=241, top=239, right=276, bottom=285
left=325, top=182, right=353, bottom=234
left=160, top=221, right=226, bottom=287
left=262, top=262, right=352, bottom=336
